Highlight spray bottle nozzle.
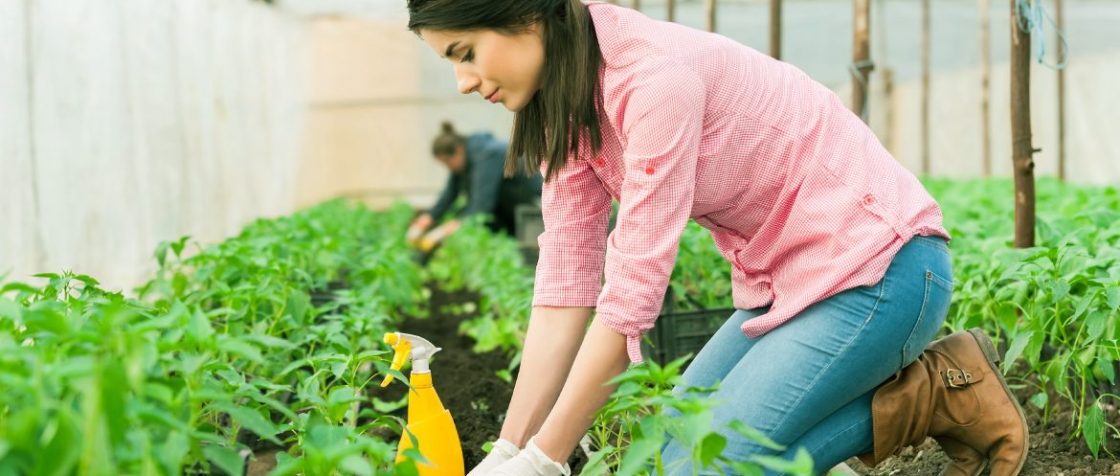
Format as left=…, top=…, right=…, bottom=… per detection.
left=380, top=332, right=442, bottom=387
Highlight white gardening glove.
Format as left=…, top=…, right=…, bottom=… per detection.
left=418, top=220, right=460, bottom=252
left=405, top=214, right=432, bottom=245
left=489, top=438, right=571, bottom=476
left=466, top=438, right=521, bottom=476
left=405, top=223, right=425, bottom=244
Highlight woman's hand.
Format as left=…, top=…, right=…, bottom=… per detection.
left=405, top=214, right=433, bottom=244
left=465, top=438, right=521, bottom=476
left=418, top=219, right=460, bottom=251
left=489, top=438, right=571, bottom=476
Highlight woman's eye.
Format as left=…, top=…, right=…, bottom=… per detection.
left=461, top=50, right=474, bottom=63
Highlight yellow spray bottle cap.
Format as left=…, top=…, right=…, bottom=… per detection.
left=380, top=332, right=441, bottom=387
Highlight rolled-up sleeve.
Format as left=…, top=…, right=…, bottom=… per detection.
left=532, top=155, right=612, bottom=308
left=596, top=65, right=705, bottom=363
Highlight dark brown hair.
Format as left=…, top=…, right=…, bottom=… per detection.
left=431, top=121, right=465, bottom=157
left=408, top=0, right=603, bottom=181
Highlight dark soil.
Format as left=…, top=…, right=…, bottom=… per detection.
left=376, top=285, right=515, bottom=468
left=845, top=388, right=1120, bottom=476
left=376, top=284, right=588, bottom=472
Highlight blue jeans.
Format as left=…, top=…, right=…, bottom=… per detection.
left=660, top=235, right=953, bottom=475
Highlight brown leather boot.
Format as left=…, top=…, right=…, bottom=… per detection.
left=857, top=329, right=1029, bottom=476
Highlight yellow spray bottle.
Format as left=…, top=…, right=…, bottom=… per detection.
left=380, top=332, right=465, bottom=475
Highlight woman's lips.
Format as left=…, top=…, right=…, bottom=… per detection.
left=487, top=89, right=500, bottom=103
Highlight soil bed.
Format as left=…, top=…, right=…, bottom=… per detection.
left=378, top=284, right=515, bottom=468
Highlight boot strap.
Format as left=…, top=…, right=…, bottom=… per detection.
left=940, top=367, right=984, bottom=388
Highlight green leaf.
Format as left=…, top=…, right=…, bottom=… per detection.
left=187, top=307, right=213, bottom=344
left=1106, top=286, right=1119, bottom=312
left=1002, top=331, right=1033, bottom=374
left=0, top=297, right=21, bottom=322
left=216, top=404, right=281, bottom=445
left=1029, top=392, right=1048, bottom=409
left=33, top=408, right=80, bottom=476
left=1086, top=311, right=1108, bottom=341
left=1051, top=279, right=1070, bottom=301
left=100, top=361, right=129, bottom=449
left=1070, top=292, right=1098, bottom=321
left=616, top=433, right=663, bottom=476
left=1096, top=357, right=1116, bottom=385
left=203, top=445, right=244, bottom=476
left=729, top=420, right=785, bottom=452
left=339, top=454, right=373, bottom=476
left=242, top=333, right=297, bottom=350
left=371, top=395, right=408, bottom=414
left=216, top=336, right=263, bottom=364
left=698, top=432, right=727, bottom=468
left=1083, top=403, right=1105, bottom=458
left=751, top=447, right=815, bottom=476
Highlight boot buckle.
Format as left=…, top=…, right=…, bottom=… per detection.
left=942, top=369, right=973, bottom=388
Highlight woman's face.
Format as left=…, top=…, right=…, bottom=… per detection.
left=420, top=25, right=545, bottom=112
left=436, top=145, right=467, bottom=173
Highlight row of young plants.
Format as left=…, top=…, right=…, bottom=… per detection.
left=432, top=178, right=1120, bottom=470
left=926, top=178, right=1120, bottom=457
left=0, top=200, right=433, bottom=475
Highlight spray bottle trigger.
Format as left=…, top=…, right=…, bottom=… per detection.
left=380, top=332, right=412, bottom=387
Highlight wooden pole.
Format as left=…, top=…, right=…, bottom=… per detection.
left=706, top=0, right=717, bottom=32
left=631, top=0, right=640, bottom=11
left=1010, top=0, right=1036, bottom=248
left=1056, top=0, right=1066, bottom=181
left=980, top=0, right=992, bottom=177
left=852, top=0, right=873, bottom=122
left=770, top=0, right=782, bottom=59
left=921, top=0, right=930, bottom=175
left=667, top=0, right=675, bottom=22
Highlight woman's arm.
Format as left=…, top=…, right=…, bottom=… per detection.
left=532, top=319, right=630, bottom=462
left=499, top=306, right=595, bottom=446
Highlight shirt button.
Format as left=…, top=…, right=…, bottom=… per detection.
left=645, top=166, right=655, bottom=175
left=596, top=159, right=605, bottom=166
left=863, top=194, right=876, bottom=205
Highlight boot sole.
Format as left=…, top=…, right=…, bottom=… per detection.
left=967, top=328, right=1030, bottom=475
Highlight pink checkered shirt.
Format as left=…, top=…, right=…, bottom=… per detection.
left=532, top=3, right=949, bottom=363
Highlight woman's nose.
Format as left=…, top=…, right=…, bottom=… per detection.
left=454, top=64, right=480, bottom=95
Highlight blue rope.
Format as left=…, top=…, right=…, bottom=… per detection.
left=1015, top=0, right=1070, bottom=70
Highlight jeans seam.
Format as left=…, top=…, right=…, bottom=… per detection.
left=759, top=279, right=887, bottom=451
left=903, top=272, right=934, bottom=369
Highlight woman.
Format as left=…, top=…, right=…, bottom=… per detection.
left=406, top=122, right=543, bottom=251
left=406, top=1, right=1028, bottom=475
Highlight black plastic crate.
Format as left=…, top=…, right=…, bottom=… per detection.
left=642, top=290, right=736, bottom=367
left=514, top=203, right=544, bottom=248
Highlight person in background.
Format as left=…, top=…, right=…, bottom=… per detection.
left=407, top=1, right=1028, bottom=476
left=406, top=121, right=543, bottom=251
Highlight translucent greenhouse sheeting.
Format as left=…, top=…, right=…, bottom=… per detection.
left=0, top=0, right=309, bottom=291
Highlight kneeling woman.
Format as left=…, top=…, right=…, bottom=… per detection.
left=406, top=121, right=543, bottom=250
left=407, top=1, right=1028, bottom=474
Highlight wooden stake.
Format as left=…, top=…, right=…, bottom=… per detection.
left=706, top=0, right=717, bottom=32
left=852, top=0, right=873, bottom=122
left=770, top=0, right=782, bottom=59
left=980, top=0, right=992, bottom=177
left=667, top=0, right=675, bottom=22
left=631, top=0, right=640, bottom=11
left=921, top=0, right=931, bottom=175
left=1010, top=0, right=1036, bottom=248
left=1056, top=0, right=1066, bottom=181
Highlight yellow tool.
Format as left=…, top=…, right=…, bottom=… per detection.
left=381, top=332, right=465, bottom=475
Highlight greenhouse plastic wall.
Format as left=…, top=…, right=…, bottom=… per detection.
left=0, top=0, right=308, bottom=290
